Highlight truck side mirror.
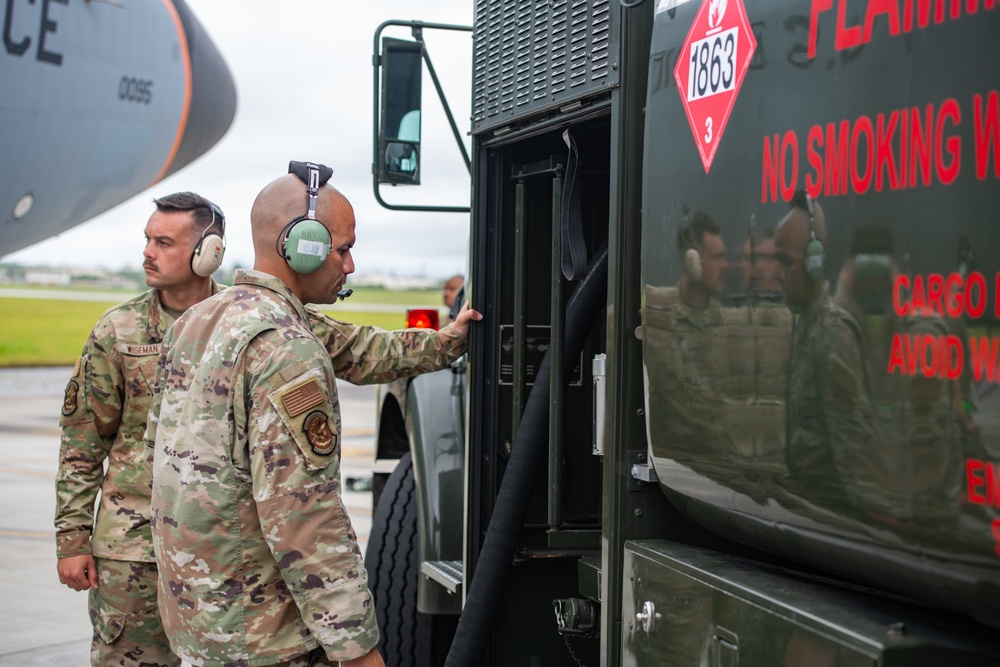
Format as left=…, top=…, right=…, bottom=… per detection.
left=378, top=37, right=423, bottom=185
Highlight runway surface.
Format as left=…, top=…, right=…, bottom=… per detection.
left=0, top=366, right=382, bottom=665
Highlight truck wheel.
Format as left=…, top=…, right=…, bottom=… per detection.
left=365, top=453, right=432, bottom=666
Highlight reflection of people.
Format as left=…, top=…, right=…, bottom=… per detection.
left=677, top=211, right=728, bottom=308
left=740, top=229, right=783, bottom=297
left=55, top=192, right=225, bottom=666
left=146, top=163, right=480, bottom=667
left=781, top=630, right=838, bottom=667
left=834, top=227, right=962, bottom=522
left=775, top=192, right=885, bottom=514
left=737, top=226, right=793, bottom=467
left=443, top=274, right=464, bottom=309
left=951, top=236, right=980, bottom=443
left=643, top=212, right=742, bottom=461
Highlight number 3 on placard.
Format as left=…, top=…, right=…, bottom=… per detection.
left=704, top=116, right=713, bottom=144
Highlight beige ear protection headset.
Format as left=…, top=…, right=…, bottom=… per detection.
left=190, top=201, right=226, bottom=277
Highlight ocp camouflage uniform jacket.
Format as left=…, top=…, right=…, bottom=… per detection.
left=785, top=289, right=888, bottom=515
left=55, top=284, right=221, bottom=561
left=144, top=269, right=466, bottom=666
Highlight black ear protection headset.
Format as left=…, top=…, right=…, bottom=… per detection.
left=276, top=161, right=335, bottom=274
left=190, top=200, right=226, bottom=277
left=803, top=193, right=826, bottom=282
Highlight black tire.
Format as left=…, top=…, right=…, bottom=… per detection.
left=365, top=453, right=433, bottom=666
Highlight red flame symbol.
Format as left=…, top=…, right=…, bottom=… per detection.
left=709, top=0, right=728, bottom=29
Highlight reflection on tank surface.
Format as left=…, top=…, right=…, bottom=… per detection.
left=637, top=0, right=1000, bottom=633
left=643, top=193, right=999, bottom=581
left=774, top=193, right=888, bottom=517
left=643, top=211, right=791, bottom=505
left=832, top=225, right=964, bottom=526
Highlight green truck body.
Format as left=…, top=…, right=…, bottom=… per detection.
left=367, top=2, right=1000, bottom=665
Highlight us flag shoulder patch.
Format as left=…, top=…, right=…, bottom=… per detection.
left=281, top=379, right=324, bottom=417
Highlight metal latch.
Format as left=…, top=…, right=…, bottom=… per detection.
left=636, top=600, right=661, bottom=634
left=628, top=450, right=659, bottom=490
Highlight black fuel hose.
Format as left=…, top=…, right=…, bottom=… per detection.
left=444, top=246, right=609, bottom=667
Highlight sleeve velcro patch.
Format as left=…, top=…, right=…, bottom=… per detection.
left=303, top=410, right=336, bottom=456
left=269, top=371, right=339, bottom=472
left=62, top=380, right=80, bottom=417
left=281, top=378, right=324, bottom=417
left=268, top=360, right=310, bottom=390
left=59, top=356, right=86, bottom=422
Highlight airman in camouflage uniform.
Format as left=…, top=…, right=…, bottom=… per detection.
left=645, top=213, right=735, bottom=463
left=775, top=193, right=887, bottom=516
left=833, top=228, right=962, bottom=524
left=644, top=213, right=791, bottom=504
left=56, top=192, right=226, bottom=666
left=145, top=164, right=482, bottom=667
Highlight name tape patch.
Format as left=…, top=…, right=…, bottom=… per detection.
left=120, top=343, right=162, bottom=356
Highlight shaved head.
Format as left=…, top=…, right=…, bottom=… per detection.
left=251, top=172, right=357, bottom=304
left=775, top=198, right=827, bottom=251
left=774, top=194, right=827, bottom=310
left=251, top=174, right=349, bottom=255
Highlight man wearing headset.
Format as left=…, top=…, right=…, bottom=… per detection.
left=145, top=162, right=481, bottom=667
left=774, top=191, right=883, bottom=518
left=677, top=211, right=728, bottom=309
left=55, top=192, right=227, bottom=666
left=649, top=212, right=734, bottom=456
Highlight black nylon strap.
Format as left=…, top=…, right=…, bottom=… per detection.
left=560, top=130, right=588, bottom=281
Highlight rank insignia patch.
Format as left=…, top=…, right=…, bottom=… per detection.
left=303, top=410, right=335, bottom=456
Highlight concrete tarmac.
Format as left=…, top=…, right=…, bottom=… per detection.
left=0, top=366, right=380, bottom=666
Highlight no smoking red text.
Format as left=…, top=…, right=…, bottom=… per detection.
left=762, top=92, right=1000, bottom=203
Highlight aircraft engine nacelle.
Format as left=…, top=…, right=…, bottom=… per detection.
left=0, top=0, right=237, bottom=256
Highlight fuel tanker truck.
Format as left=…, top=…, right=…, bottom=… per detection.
left=365, top=1, right=1000, bottom=665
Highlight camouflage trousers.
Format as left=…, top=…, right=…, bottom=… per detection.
left=270, top=647, right=339, bottom=666
left=88, top=558, right=179, bottom=667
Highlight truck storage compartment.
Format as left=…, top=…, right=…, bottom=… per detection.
left=624, top=540, right=1000, bottom=666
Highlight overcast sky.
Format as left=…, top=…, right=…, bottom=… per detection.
left=6, top=0, right=474, bottom=280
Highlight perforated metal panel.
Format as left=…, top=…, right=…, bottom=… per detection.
left=472, top=0, right=616, bottom=134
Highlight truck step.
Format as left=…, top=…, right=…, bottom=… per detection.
left=420, top=559, right=463, bottom=595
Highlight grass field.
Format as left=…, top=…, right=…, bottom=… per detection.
left=0, top=287, right=443, bottom=367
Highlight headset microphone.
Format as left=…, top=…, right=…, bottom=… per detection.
left=336, top=289, right=353, bottom=300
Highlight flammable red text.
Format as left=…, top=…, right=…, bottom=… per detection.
left=808, top=0, right=998, bottom=59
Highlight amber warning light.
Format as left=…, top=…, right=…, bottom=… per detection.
left=407, top=308, right=439, bottom=330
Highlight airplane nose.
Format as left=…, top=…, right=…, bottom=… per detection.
left=160, top=0, right=237, bottom=180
